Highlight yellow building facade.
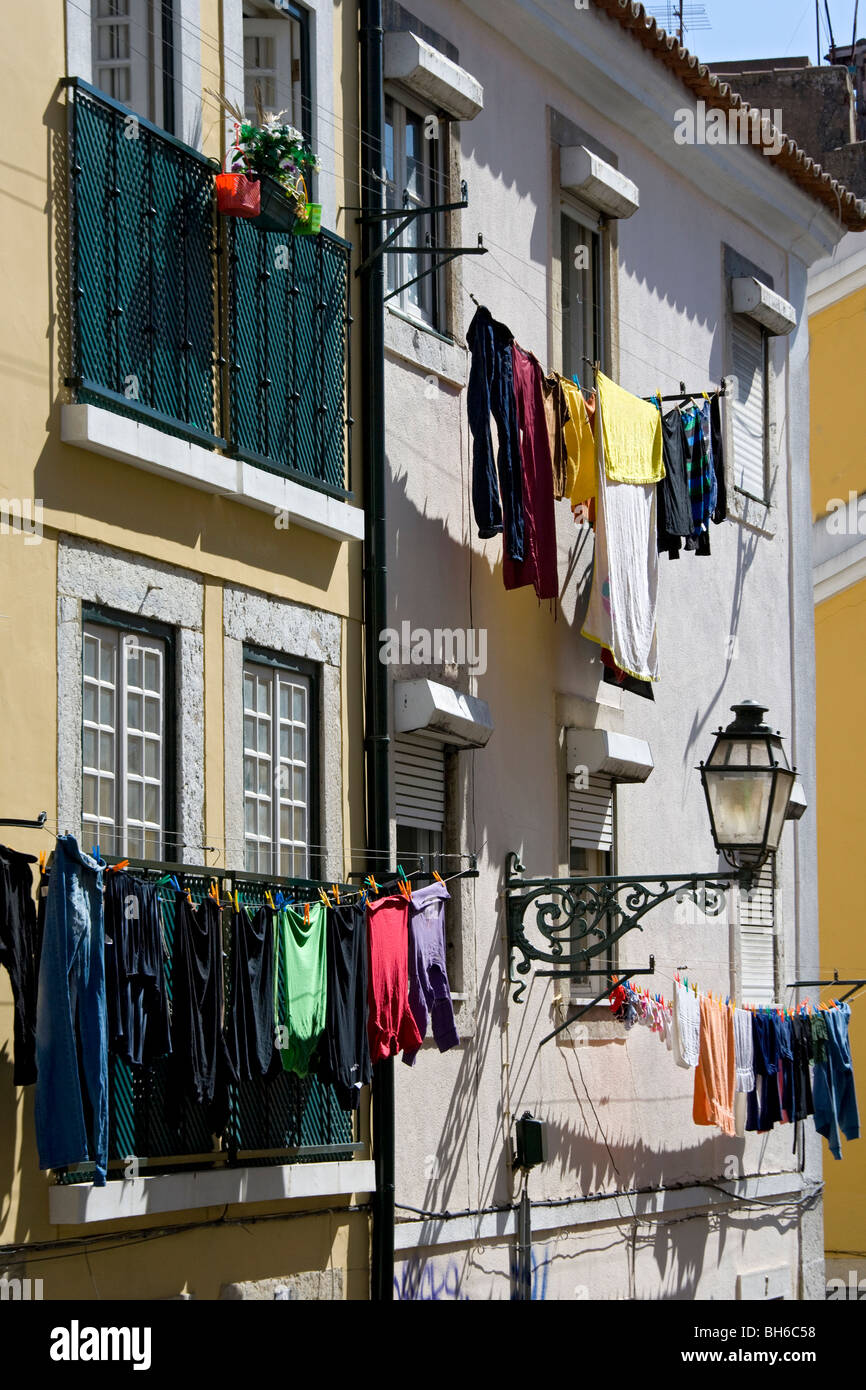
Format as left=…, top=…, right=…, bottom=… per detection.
left=810, top=241, right=866, bottom=1287
left=0, top=0, right=371, bottom=1299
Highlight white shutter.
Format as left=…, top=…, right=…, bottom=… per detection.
left=568, top=773, right=613, bottom=851
left=739, top=858, right=776, bottom=1005
left=731, top=315, right=767, bottom=501
left=394, top=732, right=446, bottom=830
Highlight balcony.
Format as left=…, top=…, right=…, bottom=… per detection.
left=62, top=79, right=355, bottom=522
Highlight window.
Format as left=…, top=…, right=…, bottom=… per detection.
left=731, top=313, right=769, bottom=502
left=394, top=732, right=446, bottom=870
left=739, top=856, right=777, bottom=1005
left=568, top=773, right=615, bottom=999
left=243, top=1, right=310, bottom=139
left=92, top=0, right=175, bottom=132
left=82, top=618, right=169, bottom=859
left=243, top=655, right=315, bottom=877
left=560, top=203, right=603, bottom=380
left=384, top=93, right=445, bottom=329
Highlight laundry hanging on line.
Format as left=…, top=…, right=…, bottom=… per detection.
left=609, top=972, right=860, bottom=1159
left=1, top=837, right=462, bottom=1185
left=464, top=302, right=730, bottom=692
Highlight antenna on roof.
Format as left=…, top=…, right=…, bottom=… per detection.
left=646, top=2, right=710, bottom=45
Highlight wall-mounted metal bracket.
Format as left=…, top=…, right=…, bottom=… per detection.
left=505, top=850, right=736, bottom=1004
left=354, top=179, right=487, bottom=291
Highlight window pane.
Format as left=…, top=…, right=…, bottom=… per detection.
left=144, top=698, right=159, bottom=734
left=83, top=774, right=98, bottom=817
left=100, top=732, right=115, bottom=773
left=126, top=691, right=142, bottom=730
left=292, top=686, right=305, bottom=721
left=128, top=736, right=142, bottom=776
left=145, top=785, right=159, bottom=823
left=292, top=727, right=305, bottom=761
left=258, top=721, right=270, bottom=754
left=561, top=211, right=599, bottom=380
left=83, top=728, right=98, bottom=769
left=99, top=780, right=114, bottom=819
left=84, top=636, right=98, bottom=679
left=244, top=715, right=256, bottom=751
left=127, top=782, right=143, bottom=821
left=144, top=739, right=159, bottom=778
left=84, top=683, right=98, bottom=723
left=100, top=688, right=114, bottom=726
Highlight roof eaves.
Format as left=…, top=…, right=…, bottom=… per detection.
left=591, top=0, right=866, bottom=232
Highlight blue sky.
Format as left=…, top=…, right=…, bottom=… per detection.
left=648, top=1, right=863, bottom=65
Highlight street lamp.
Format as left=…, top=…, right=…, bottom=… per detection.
left=698, top=700, right=796, bottom=886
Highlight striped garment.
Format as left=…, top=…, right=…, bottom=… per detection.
left=680, top=400, right=716, bottom=538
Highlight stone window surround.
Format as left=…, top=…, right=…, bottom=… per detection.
left=57, top=536, right=205, bottom=860
left=223, top=585, right=344, bottom=882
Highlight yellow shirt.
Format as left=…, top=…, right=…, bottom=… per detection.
left=596, top=370, right=665, bottom=484
left=561, top=378, right=597, bottom=503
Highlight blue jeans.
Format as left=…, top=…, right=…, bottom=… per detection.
left=35, top=836, right=108, bottom=1185
left=467, top=305, right=525, bottom=560
left=813, top=1003, right=860, bottom=1161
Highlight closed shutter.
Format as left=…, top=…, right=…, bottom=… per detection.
left=739, top=858, right=776, bottom=1005
left=394, top=732, right=446, bottom=830
left=731, top=315, right=767, bottom=501
left=568, top=773, right=613, bottom=851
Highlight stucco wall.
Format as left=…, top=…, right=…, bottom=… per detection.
left=385, top=0, right=827, bottom=1300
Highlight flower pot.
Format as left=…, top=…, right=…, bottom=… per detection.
left=215, top=171, right=261, bottom=218
left=253, top=174, right=301, bottom=233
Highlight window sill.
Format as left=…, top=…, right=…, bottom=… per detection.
left=61, top=404, right=365, bottom=544
left=729, top=487, right=776, bottom=539
left=48, top=1158, right=376, bottom=1226
left=385, top=307, right=468, bottom=389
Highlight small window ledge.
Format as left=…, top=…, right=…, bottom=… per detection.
left=61, top=404, right=365, bottom=544
left=48, top=1158, right=376, bottom=1226
left=385, top=308, right=468, bottom=389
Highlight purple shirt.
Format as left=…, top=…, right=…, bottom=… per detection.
left=403, top=881, right=460, bottom=1067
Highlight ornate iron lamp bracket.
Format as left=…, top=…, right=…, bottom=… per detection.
left=505, top=850, right=736, bottom=1004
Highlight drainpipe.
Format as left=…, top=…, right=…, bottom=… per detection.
left=359, top=0, right=394, bottom=1302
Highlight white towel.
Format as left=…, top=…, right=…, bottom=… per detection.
left=733, top=1008, right=755, bottom=1092
left=581, top=392, right=660, bottom=682
left=672, top=981, right=700, bottom=1069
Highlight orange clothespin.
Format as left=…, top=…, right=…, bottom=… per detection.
left=332, top=883, right=341, bottom=905
left=39, top=851, right=46, bottom=874
left=433, top=870, right=444, bottom=884
left=304, top=902, right=311, bottom=925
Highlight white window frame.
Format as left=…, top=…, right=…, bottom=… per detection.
left=243, top=659, right=312, bottom=878
left=82, top=620, right=167, bottom=859
left=384, top=87, right=446, bottom=331
left=242, top=3, right=305, bottom=130
left=558, top=197, right=605, bottom=382
left=567, top=774, right=615, bottom=1003
left=738, top=856, right=778, bottom=1006
left=92, top=0, right=169, bottom=128
left=730, top=312, right=770, bottom=504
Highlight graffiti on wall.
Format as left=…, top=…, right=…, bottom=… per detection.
left=393, top=1249, right=548, bottom=1301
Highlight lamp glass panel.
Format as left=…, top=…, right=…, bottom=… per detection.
left=708, top=738, right=773, bottom=768
left=705, top=768, right=772, bottom=845
left=766, top=769, right=795, bottom=850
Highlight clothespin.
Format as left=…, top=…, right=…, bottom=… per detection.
left=304, top=902, right=310, bottom=925
left=397, top=863, right=407, bottom=883
left=332, top=883, right=341, bottom=905
left=39, top=851, right=46, bottom=874
left=265, top=890, right=275, bottom=910
left=433, top=870, right=444, bottom=884
left=318, top=887, right=330, bottom=907
left=233, top=889, right=240, bottom=912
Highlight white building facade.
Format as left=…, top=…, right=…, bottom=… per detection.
left=380, top=0, right=861, bottom=1301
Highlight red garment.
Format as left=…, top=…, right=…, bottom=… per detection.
left=503, top=345, right=559, bottom=600
left=366, top=895, right=423, bottom=1064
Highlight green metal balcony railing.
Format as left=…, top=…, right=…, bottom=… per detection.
left=64, top=79, right=352, bottom=496
left=56, top=866, right=357, bottom=1186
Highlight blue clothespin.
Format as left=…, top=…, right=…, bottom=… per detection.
left=572, top=373, right=582, bottom=392
left=92, top=844, right=100, bottom=862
